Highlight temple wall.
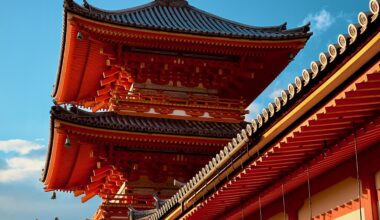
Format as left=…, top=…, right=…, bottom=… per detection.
left=335, top=209, right=365, bottom=220
left=262, top=143, right=380, bottom=220
left=298, top=178, right=361, bottom=220
left=268, top=212, right=288, bottom=220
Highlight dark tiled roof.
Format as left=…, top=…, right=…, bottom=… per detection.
left=64, top=0, right=311, bottom=39
left=51, top=105, right=245, bottom=138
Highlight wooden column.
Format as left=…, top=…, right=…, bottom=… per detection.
left=286, top=193, right=303, bottom=220
left=287, top=211, right=298, bottom=220
left=362, top=172, right=380, bottom=220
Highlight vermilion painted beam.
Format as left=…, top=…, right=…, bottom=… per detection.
left=81, top=190, right=98, bottom=203
left=93, top=165, right=114, bottom=176
left=261, top=155, right=305, bottom=165
left=345, top=90, right=380, bottom=98
left=91, top=171, right=109, bottom=182
left=264, top=154, right=305, bottom=161
left=257, top=160, right=299, bottom=167
left=96, top=86, right=111, bottom=96
left=283, top=138, right=334, bottom=146
left=288, top=135, right=337, bottom=143
left=335, top=97, right=380, bottom=106
left=231, top=176, right=276, bottom=184
left=87, top=180, right=103, bottom=192
left=324, top=104, right=380, bottom=113
left=92, top=101, right=107, bottom=112
left=103, top=68, right=120, bottom=78
left=269, top=150, right=314, bottom=156
left=277, top=144, right=322, bottom=151
left=73, top=190, right=84, bottom=197
left=252, top=165, right=292, bottom=170
left=366, top=72, right=380, bottom=81
left=300, top=123, right=353, bottom=132
left=355, top=81, right=380, bottom=90
left=107, top=175, right=122, bottom=182
left=293, top=130, right=341, bottom=138
left=308, top=117, right=366, bottom=126
left=94, top=94, right=111, bottom=103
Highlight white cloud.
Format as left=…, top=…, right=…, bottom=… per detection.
left=0, top=139, right=44, bottom=155
left=303, top=9, right=334, bottom=32
left=337, top=11, right=354, bottom=24
left=245, top=102, right=263, bottom=121
left=269, top=89, right=282, bottom=99
left=0, top=157, right=44, bottom=183
left=246, top=102, right=262, bottom=115
left=34, top=138, right=45, bottom=142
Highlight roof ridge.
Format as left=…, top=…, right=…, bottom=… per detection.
left=51, top=105, right=246, bottom=125
left=81, top=0, right=291, bottom=32
left=80, top=0, right=157, bottom=14
left=63, top=0, right=312, bottom=39
left=154, top=0, right=189, bottom=7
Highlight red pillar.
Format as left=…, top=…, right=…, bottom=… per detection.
left=287, top=211, right=298, bottom=220
left=361, top=172, right=379, bottom=220
left=287, top=197, right=303, bottom=220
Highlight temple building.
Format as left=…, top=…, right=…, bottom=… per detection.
left=42, top=0, right=380, bottom=219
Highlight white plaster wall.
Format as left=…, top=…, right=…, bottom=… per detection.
left=298, top=177, right=360, bottom=220
left=268, top=212, right=288, bottom=220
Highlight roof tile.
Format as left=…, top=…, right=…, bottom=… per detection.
left=51, top=105, right=245, bottom=138
left=64, top=0, right=311, bottom=40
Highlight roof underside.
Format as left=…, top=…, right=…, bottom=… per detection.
left=64, top=0, right=311, bottom=40
left=51, top=105, right=245, bottom=138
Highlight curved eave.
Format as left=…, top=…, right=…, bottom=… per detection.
left=52, top=10, right=310, bottom=102
left=52, top=9, right=68, bottom=98
left=42, top=114, right=55, bottom=183
left=51, top=106, right=246, bottom=138
left=41, top=112, right=237, bottom=183
left=70, top=13, right=311, bottom=46
left=82, top=0, right=288, bottom=32
left=42, top=121, right=100, bottom=191
left=64, top=0, right=312, bottom=41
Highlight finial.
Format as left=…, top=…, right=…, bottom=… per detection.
left=83, top=0, right=90, bottom=9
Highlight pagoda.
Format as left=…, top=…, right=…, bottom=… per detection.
left=41, top=0, right=311, bottom=219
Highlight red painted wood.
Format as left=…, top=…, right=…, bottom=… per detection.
left=184, top=69, right=380, bottom=220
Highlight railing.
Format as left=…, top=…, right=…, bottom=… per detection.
left=113, top=91, right=246, bottom=110
left=103, top=194, right=156, bottom=208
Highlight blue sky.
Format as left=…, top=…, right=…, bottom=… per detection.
left=0, top=0, right=366, bottom=219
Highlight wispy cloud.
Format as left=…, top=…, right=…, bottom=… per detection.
left=0, top=158, right=6, bottom=169
left=34, top=138, right=45, bottom=142
left=269, top=89, right=282, bottom=99
left=303, top=9, right=334, bottom=32
left=0, top=157, right=44, bottom=183
left=0, top=139, right=44, bottom=155
left=246, top=102, right=262, bottom=116
left=337, top=11, right=354, bottom=24
left=245, top=102, right=263, bottom=121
